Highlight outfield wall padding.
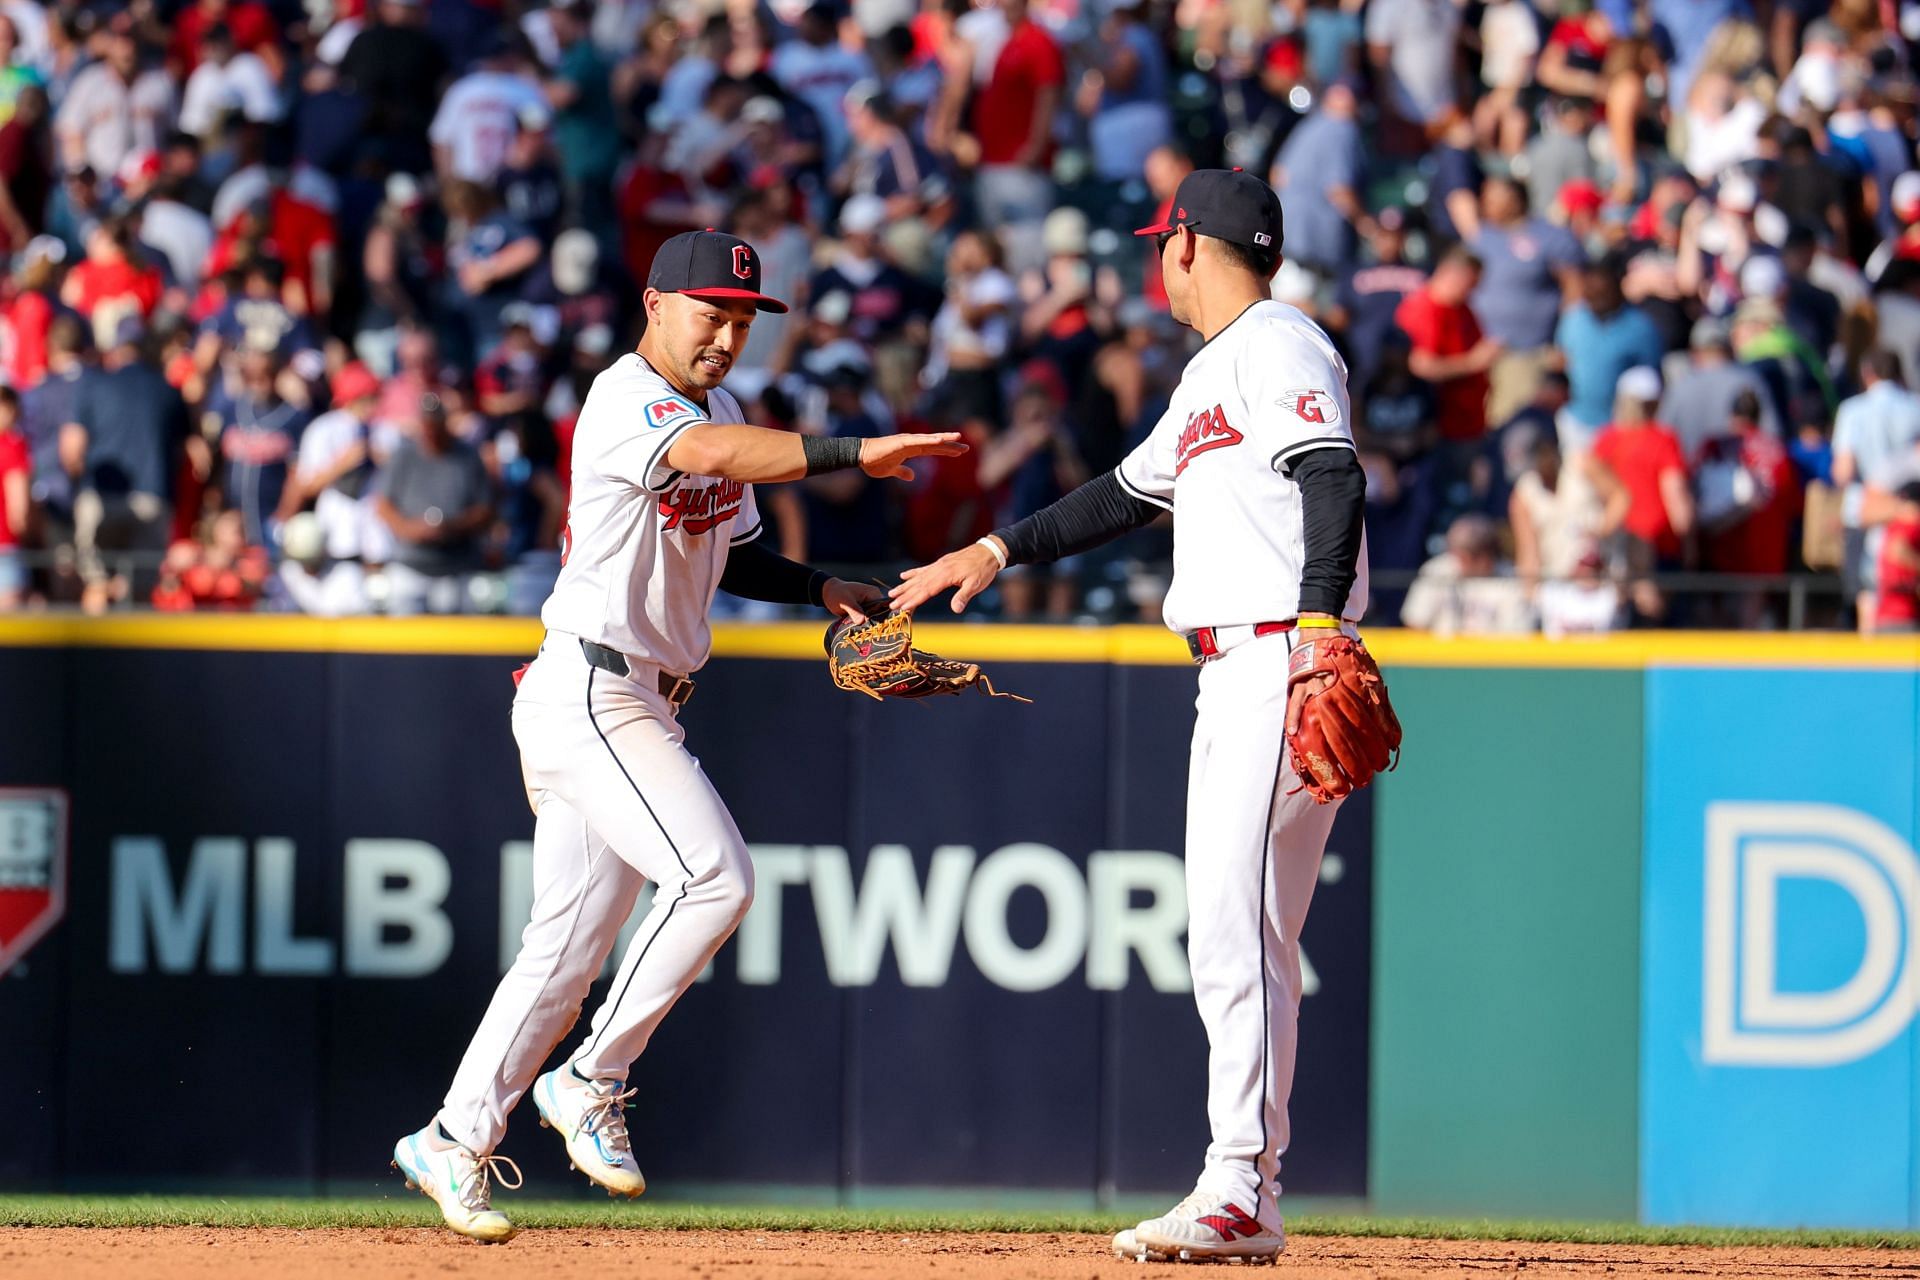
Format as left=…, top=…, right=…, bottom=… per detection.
left=1371, top=668, right=1643, bottom=1221
left=7, top=619, right=1919, bottom=1227
left=0, top=638, right=1372, bottom=1199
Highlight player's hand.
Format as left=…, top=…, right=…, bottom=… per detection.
left=822, top=577, right=887, bottom=624
left=889, top=540, right=1003, bottom=614
left=859, top=432, right=969, bottom=481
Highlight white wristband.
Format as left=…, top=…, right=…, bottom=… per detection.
left=974, top=536, right=1008, bottom=570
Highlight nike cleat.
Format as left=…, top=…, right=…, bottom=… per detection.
left=532, top=1067, right=646, bottom=1198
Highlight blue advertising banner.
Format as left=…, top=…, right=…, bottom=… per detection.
left=0, top=643, right=1372, bottom=1202
left=1641, top=668, right=1920, bottom=1229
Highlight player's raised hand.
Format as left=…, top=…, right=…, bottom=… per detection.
left=889, top=539, right=1004, bottom=614
left=859, top=432, right=968, bottom=481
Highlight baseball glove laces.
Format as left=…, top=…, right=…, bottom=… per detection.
left=826, top=608, right=1031, bottom=702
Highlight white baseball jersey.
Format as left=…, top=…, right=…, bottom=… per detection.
left=431, top=351, right=764, bottom=1163
left=1116, top=299, right=1369, bottom=633
left=1115, top=297, right=1367, bottom=1229
left=541, top=353, right=761, bottom=674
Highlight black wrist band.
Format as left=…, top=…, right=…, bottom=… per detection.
left=807, top=570, right=829, bottom=608
left=802, top=435, right=863, bottom=476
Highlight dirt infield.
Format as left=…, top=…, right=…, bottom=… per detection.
left=6, top=1227, right=1920, bottom=1278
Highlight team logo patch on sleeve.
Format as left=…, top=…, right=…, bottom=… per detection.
left=644, top=395, right=704, bottom=430
left=1282, top=389, right=1341, bottom=425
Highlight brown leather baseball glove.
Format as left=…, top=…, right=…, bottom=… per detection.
left=826, top=609, right=1030, bottom=703
left=1284, top=633, right=1402, bottom=803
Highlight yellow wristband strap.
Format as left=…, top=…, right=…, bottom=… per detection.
left=1296, top=618, right=1342, bottom=629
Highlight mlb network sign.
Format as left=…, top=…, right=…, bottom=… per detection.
left=1641, top=668, right=1920, bottom=1230
left=97, top=837, right=1303, bottom=996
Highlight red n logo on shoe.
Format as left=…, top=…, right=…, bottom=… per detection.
left=1196, top=1204, right=1262, bottom=1241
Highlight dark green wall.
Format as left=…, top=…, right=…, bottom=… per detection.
left=1370, top=668, right=1644, bottom=1220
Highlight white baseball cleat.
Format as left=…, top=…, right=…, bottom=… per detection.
left=1112, top=1227, right=1164, bottom=1261
left=1127, top=1190, right=1285, bottom=1263
left=391, top=1125, right=521, bottom=1243
left=532, top=1067, right=647, bottom=1198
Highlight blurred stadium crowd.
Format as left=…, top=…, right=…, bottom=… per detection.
left=0, top=0, right=1917, bottom=627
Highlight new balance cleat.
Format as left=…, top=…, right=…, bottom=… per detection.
left=1130, top=1190, right=1285, bottom=1262
left=391, top=1125, right=521, bottom=1243
left=1113, top=1228, right=1167, bottom=1262
left=532, top=1067, right=646, bottom=1197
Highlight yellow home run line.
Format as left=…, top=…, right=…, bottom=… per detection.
left=0, top=614, right=1915, bottom=669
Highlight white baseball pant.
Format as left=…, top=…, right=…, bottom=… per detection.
left=1184, top=630, right=1342, bottom=1223
left=434, top=634, right=753, bottom=1155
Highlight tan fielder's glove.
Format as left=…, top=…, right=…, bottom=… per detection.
left=825, top=609, right=1031, bottom=703
left=1285, top=632, right=1403, bottom=802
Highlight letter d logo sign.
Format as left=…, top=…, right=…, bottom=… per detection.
left=1702, top=802, right=1920, bottom=1067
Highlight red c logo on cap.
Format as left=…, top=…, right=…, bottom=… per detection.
left=732, top=245, right=753, bottom=280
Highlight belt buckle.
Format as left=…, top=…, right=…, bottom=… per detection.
left=663, top=675, right=696, bottom=707
left=1185, top=628, right=1218, bottom=664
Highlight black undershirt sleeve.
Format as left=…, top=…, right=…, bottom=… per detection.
left=719, top=536, right=829, bottom=607
left=993, top=470, right=1164, bottom=566
left=1290, top=446, right=1367, bottom=616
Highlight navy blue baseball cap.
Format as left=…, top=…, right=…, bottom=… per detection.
left=1135, top=167, right=1284, bottom=253
left=647, top=229, right=790, bottom=313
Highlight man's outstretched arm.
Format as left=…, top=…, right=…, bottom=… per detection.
left=889, top=469, right=1163, bottom=613
left=667, top=424, right=966, bottom=484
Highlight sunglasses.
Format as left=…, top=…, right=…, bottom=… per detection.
left=1155, top=228, right=1178, bottom=255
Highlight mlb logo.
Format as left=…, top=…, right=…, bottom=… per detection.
left=646, top=397, right=701, bottom=429
left=0, top=788, right=68, bottom=974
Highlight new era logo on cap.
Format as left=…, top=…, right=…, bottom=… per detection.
left=648, top=230, right=789, bottom=313
left=1136, top=169, right=1285, bottom=256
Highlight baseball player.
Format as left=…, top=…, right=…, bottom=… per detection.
left=393, top=229, right=964, bottom=1241
left=892, top=170, right=1371, bottom=1263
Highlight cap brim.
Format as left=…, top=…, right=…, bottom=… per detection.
left=1133, top=220, right=1174, bottom=237
left=679, top=288, right=790, bottom=314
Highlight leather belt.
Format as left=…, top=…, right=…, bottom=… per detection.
left=1184, top=620, right=1295, bottom=663
left=580, top=639, right=696, bottom=706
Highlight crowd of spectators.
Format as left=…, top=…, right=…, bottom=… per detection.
left=0, top=0, right=1916, bottom=627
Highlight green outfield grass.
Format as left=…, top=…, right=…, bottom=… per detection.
left=4, top=1195, right=1920, bottom=1249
